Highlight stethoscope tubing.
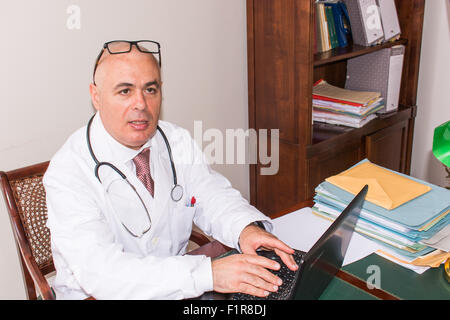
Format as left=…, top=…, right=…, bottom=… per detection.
left=86, top=114, right=183, bottom=201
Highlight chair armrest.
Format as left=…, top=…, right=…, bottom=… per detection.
left=187, top=240, right=231, bottom=258
left=189, top=230, right=211, bottom=246
left=18, top=244, right=55, bottom=300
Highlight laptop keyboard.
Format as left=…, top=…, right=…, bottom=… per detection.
left=231, top=249, right=304, bottom=300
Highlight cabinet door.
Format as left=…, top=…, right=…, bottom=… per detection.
left=365, top=120, right=409, bottom=173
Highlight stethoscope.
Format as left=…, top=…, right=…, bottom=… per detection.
left=86, top=115, right=184, bottom=202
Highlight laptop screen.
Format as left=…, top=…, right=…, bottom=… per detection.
left=293, top=185, right=368, bottom=299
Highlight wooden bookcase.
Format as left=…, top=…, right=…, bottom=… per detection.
left=246, top=0, right=425, bottom=216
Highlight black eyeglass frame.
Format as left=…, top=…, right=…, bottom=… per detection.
left=92, top=40, right=162, bottom=84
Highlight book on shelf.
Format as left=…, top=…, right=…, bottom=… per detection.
left=330, top=1, right=352, bottom=47
left=315, top=0, right=351, bottom=53
left=325, top=5, right=339, bottom=49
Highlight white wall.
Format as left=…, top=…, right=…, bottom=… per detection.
left=0, top=0, right=249, bottom=299
left=411, top=0, right=450, bottom=188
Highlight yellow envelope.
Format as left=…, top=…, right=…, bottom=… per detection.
left=377, top=249, right=450, bottom=268
left=412, top=250, right=450, bottom=268
left=325, top=162, right=432, bottom=210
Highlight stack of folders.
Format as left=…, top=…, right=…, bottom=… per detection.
left=313, top=79, right=384, bottom=128
left=312, top=159, right=450, bottom=273
left=315, top=0, right=352, bottom=53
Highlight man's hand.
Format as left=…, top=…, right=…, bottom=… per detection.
left=239, top=223, right=298, bottom=272
left=211, top=253, right=283, bottom=297
left=211, top=223, right=299, bottom=297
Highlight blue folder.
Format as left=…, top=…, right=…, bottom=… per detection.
left=317, top=159, right=450, bottom=231
left=325, top=1, right=351, bottom=48
left=313, top=189, right=450, bottom=241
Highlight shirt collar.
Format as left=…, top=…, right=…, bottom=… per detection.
left=91, top=112, right=158, bottom=166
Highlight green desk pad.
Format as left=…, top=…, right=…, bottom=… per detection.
left=319, top=276, right=378, bottom=300
left=336, top=253, right=450, bottom=300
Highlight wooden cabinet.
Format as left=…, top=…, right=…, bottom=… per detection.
left=365, top=120, right=410, bottom=173
left=247, top=0, right=424, bottom=217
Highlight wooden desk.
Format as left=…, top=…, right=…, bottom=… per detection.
left=188, top=201, right=450, bottom=300
left=188, top=239, right=231, bottom=258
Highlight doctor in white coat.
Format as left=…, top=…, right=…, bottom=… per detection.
left=43, top=40, right=298, bottom=300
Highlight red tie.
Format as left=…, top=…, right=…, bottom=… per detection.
left=133, top=147, right=154, bottom=197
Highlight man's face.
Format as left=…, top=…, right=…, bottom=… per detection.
left=89, top=48, right=162, bottom=150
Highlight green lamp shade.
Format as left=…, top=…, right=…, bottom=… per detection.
left=432, top=120, right=450, bottom=167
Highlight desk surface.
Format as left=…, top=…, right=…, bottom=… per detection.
left=191, top=242, right=450, bottom=300
left=340, top=253, right=450, bottom=300
left=189, top=201, right=450, bottom=300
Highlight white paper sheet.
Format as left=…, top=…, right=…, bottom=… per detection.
left=420, top=225, right=450, bottom=252
left=271, top=207, right=380, bottom=266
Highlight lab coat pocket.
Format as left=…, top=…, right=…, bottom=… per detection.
left=170, top=204, right=197, bottom=254
left=103, top=178, right=152, bottom=238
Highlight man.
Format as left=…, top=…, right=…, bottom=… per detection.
left=44, top=40, right=297, bottom=299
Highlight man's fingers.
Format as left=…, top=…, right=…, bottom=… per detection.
left=250, top=235, right=298, bottom=272
left=238, top=283, right=270, bottom=298
left=241, top=255, right=285, bottom=293
left=243, top=258, right=283, bottom=287
left=265, top=237, right=295, bottom=255
left=243, top=253, right=280, bottom=271
left=274, top=248, right=298, bottom=271
left=241, top=271, right=279, bottom=294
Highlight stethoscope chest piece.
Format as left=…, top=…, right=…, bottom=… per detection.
left=171, top=184, right=183, bottom=202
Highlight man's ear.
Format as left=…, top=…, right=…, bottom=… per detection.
left=89, top=83, right=101, bottom=111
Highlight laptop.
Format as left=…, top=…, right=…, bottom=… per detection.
left=205, top=184, right=368, bottom=300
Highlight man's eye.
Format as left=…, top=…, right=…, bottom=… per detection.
left=146, top=87, right=157, bottom=94
left=119, top=88, right=130, bottom=95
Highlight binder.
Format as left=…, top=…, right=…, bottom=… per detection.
left=376, top=0, right=401, bottom=42
left=343, top=0, right=384, bottom=46
left=325, top=5, right=339, bottom=49
left=345, top=45, right=405, bottom=113
left=325, top=1, right=352, bottom=48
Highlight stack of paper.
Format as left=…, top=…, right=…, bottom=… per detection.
left=312, top=159, right=450, bottom=273
left=313, top=79, right=384, bottom=128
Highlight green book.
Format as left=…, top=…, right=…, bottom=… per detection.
left=325, top=5, right=339, bottom=49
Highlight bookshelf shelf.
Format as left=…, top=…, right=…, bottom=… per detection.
left=247, top=0, right=424, bottom=216
left=310, top=105, right=416, bottom=148
left=314, top=38, right=408, bottom=67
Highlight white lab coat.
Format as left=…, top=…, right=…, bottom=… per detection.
left=43, top=113, right=272, bottom=299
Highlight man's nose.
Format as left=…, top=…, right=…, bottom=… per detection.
left=133, top=91, right=147, bottom=110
